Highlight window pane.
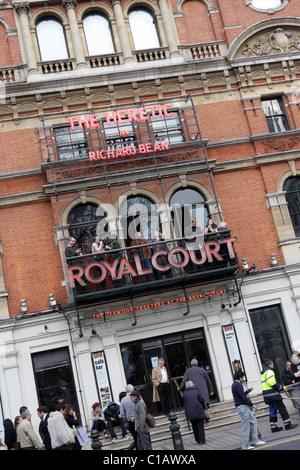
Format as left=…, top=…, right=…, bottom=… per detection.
left=262, top=97, right=289, bottom=133
left=37, top=18, right=68, bottom=61
left=54, top=126, right=88, bottom=160
left=103, top=121, right=135, bottom=150
left=83, top=13, right=115, bottom=55
left=151, top=112, right=184, bottom=145
left=129, top=9, right=160, bottom=50
left=32, top=347, right=80, bottom=413
left=249, top=304, right=290, bottom=384
left=170, top=188, right=207, bottom=237
left=283, top=177, right=300, bottom=237
left=252, top=0, right=282, bottom=8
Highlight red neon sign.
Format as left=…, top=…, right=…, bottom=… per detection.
left=68, top=238, right=236, bottom=287
left=65, top=104, right=174, bottom=130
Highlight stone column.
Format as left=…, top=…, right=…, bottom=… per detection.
left=14, top=2, right=39, bottom=75
left=158, top=0, right=180, bottom=57
left=62, top=0, right=88, bottom=69
left=110, top=0, right=134, bottom=63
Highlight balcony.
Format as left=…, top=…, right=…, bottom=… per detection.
left=66, top=230, right=239, bottom=305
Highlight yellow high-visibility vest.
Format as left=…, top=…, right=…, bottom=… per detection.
left=261, top=369, right=276, bottom=392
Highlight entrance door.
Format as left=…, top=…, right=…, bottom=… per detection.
left=120, top=328, right=216, bottom=415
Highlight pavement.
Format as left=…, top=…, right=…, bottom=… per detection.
left=152, top=408, right=300, bottom=451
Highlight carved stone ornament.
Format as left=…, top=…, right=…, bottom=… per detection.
left=238, top=27, right=300, bottom=58
left=263, top=136, right=300, bottom=152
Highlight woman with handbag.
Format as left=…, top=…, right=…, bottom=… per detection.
left=182, top=380, right=206, bottom=445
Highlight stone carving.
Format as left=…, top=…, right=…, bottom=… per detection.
left=263, top=136, right=300, bottom=152
left=240, top=27, right=300, bottom=57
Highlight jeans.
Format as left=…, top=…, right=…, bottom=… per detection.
left=236, top=404, right=258, bottom=449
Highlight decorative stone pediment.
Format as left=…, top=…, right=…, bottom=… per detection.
left=227, top=19, right=300, bottom=61
left=239, top=27, right=300, bottom=58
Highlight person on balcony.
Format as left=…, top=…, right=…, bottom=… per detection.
left=184, top=218, right=203, bottom=271
left=65, top=237, right=82, bottom=263
left=203, top=218, right=218, bottom=237
left=131, top=232, right=154, bottom=282
left=149, top=231, right=170, bottom=279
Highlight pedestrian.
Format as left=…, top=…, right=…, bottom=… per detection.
left=37, top=406, right=52, bottom=450
left=47, top=404, right=75, bottom=450
left=104, top=401, right=129, bottom=442
left=179, top=359, right=214, bottom=409
left=232, top=371, right=265, bottom=450
left=288, top=352, right=300, bottom=417
left=3, top=419, right=17, bottom=450
left=91, top=402, right=110, bottom=439
left=261, top=358, right=297, bottom=433
left=152, top=357, right=170, bottom=415
left=130, top=390, right=152, bottom=450
left=64, top=404, right=81, bottom=450
left=131, top=232, right=154, bottom=282
left=17, top=410, right=43, bottom=450
left=120, top=384, right=146, bottom=449
left=182, top=380, right=206, bottom=445
left=282, top=361, right=295, bottom=386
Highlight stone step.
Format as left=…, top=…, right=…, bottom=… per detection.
left=94, top=394, right=268, bottom=451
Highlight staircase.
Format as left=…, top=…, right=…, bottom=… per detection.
left=96, top=394, right=269, bottom=451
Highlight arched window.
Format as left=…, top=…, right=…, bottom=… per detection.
left=170, top=188, right=208, bottom=238
left=283, top=176, right=300, bottom=237
left=36, top=17, right=69, bottom=61
left=67, top=203, right=107, bottom=254
left=120, top=196, right=160, bottom=246
left=252, top=0, right=283, bottom=9
left=128, top=8, right=160, bottom=50
left=83, top=13, right=115, bottom=56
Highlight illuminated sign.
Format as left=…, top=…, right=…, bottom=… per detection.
left=92, top=289, right=227, bottom=319
left=68, top=238, right=236, bottom=287
left=65, top=104, right=174, bottom=130
left=65, top=104, right=175, bottom=162
left=88, top=140, right=169, bottom=161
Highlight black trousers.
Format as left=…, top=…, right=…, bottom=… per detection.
left=157, top=382, right=170, bottom=415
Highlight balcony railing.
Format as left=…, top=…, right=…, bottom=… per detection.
left=1, top=40, right=228, bottom=82
left=66, top=230, right=238, bottom=304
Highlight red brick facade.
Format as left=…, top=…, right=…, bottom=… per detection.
left=0, top=0, right=300, bottom=316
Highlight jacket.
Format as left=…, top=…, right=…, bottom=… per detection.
left=261, top=365, right=283, bottom=404
left=182, top=387, right=205, bottom=421
left=17, top=418, right=42, bottom=450
left=231, top=380, right=253, bottom=408
left=152, top=366, right=169, bottom=402
left=47, top=411, right=75, bottom=449
left=134, top=398, right=148, bottom=432
left=179, top=365, right=213, bottom=404
left=104, top=402, right=121, bottom=421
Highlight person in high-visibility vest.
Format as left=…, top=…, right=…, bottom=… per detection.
left=261, top=358, right=297, bottom=433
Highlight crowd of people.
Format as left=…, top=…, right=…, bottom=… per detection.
left=232, top=351, right=300, bottom=450
left=0, top=403, right=85, bottom=451
left=65, top=217, right=231, bottom=286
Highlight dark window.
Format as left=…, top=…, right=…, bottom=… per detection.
left=32, top=347, right=80, bottom=414
left=262, top=97, right=290, bottom=133
left=54, top=125, right=88, bottom=160
left=249, top=304, right=290, bottom=383
left=151, top=111, right=184, bottom=145
left=120, top=196, right=160, bottom=246
left=68, top=203, right=106, bottom=253
left=283, top=176, right=300, bottom=237
left=170, top=188, right=207, bottom=238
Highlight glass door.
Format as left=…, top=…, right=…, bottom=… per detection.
left=120, top=328, right=217, bottom=414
